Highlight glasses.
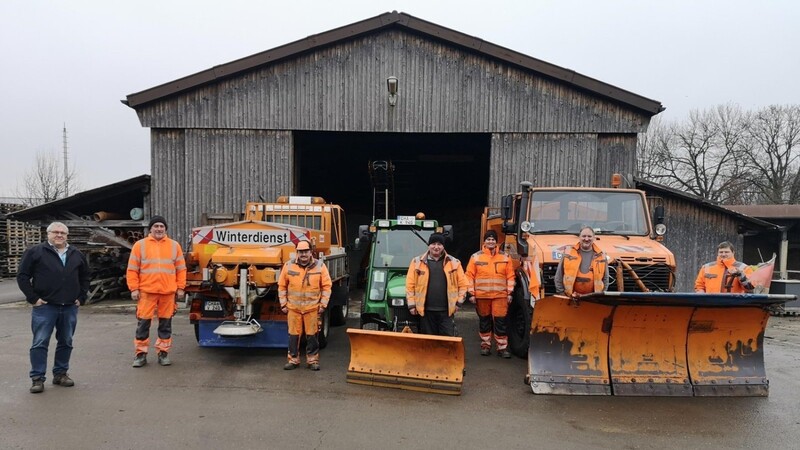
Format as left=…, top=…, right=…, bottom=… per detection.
left=48, top=231, right=68, bottom=236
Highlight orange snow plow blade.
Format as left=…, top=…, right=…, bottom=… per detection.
left=608, top=305, right=694, bottom=396
left=346, top=328, right=465, bottom=395
left=687, top=307, right=771, bottom=396
left=527, top=292, right=793, bottom=397
left=527, top=296, right=614, bottom=395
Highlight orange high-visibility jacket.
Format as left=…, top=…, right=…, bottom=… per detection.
left=465, top=246, right=515, bottom=300
left=126, top=235, right=186, bottom=294
left=405, top=251, right=468, bottom=316
left=278, top=258, right=332, bottom=312
left=694, top=258, right=754, bottom=293
left=561, top=242, right=607, bottom=296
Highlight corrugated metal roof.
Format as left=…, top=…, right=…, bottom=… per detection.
left=635, top=178, right=779, bottom=230
left=9, top=175, right=150, bottom=220
left=124, top=11, right=663, bottom=115
left=726, top=204, right=800, bottom=219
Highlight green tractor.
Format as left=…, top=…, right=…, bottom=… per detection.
left=356, top=215, right=453, bottom=331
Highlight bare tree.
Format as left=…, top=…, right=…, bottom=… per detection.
left=15, top=151, right=80, bottom=206
left=637, top=115, right=672, bottom=182
left=741, top=105, right=800, bottom=204
left=654, top=105, right=749, bottom=202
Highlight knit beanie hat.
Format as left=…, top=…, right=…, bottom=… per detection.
left=484, top=230, right=498, bottom=241
left=427, top=233, right=446, bottom=246
left=148, top=215, right=167, bottom=230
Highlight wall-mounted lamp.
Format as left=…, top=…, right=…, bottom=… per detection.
left=387, top=76, right=398, bottom=107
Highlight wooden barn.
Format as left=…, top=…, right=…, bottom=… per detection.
left=637, top=179, right=781, bottom=291
left=124, top=11, right=663, bottom=264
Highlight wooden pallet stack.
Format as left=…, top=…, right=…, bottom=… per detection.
left=1, top=203, right=31, bottom=278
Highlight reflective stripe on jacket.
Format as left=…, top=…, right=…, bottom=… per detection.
left=278, top=258, right=332, bottom=312
left=561, top=243, right=606, bottom=296
left=465, top=246, right=514, bottom=300
left=405, top=251, right=468, bottom=316
left=694, top=258, right=754, bottom=293
left=126, top=235, right=186, bottom=294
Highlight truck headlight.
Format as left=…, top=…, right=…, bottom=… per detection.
left=520, top=221, right=532, bottom=232
left=655, top=223, right=667, bottom=236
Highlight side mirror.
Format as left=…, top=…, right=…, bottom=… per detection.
left=442, top=225, right=454, bottom=242
left=501, top=195, right=513, bottom=221
left=654, top=205, right=665, bottom=224
left=358, top=225, right=370, bottom=241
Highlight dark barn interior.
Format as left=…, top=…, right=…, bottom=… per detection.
left=295, top=131, right=491, bottom=263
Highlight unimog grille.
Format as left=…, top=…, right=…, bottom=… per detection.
left=540, top=262, right=673, bottom=294
left=609, top=262, right=673, bottom=292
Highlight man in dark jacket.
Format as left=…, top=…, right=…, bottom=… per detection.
left=17, top=222, right=89, bottom=393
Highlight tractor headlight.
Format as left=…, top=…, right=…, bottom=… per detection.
left=390, top=298, right=406, bottom=307
left=655, top=223, right=667, bottom=236
left=520, top=221, right=532, bottom=232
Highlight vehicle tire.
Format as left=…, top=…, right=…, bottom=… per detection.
left=318, top=308, right=331, bottom=349
left=194, top=323, right=200, bottom=342
left=507, top=272, right=532, bottom=358
left=330, top=282, right=349, bottom=326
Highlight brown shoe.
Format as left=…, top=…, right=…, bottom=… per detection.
left=53, top=373, right=75, bottom=387
left=30, top=378, right=44, bottom=394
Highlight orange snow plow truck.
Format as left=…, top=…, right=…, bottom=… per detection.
left=483, top=178, right=793, bottom=397
left=184, top=196, right=349, bottom=349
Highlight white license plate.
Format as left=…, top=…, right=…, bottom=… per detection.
left=396, top=216, right=415, bottom=225
left=204, top=301, right=223, bottom=311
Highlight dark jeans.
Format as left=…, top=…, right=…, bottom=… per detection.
left=30, top=303, right=78, bottom=380
left=419, top=310, right=456, bottom=336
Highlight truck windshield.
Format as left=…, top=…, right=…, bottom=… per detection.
left=529, top=191, right=648, bottom=235
left=372, top=229, right=433, bottom=268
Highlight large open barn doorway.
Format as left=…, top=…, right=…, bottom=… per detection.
left=294, top=131, right=491, bottom=264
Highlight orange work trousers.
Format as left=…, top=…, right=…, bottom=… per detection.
left=476, top=297, right=509, bottom=351
left=134, top=292, right=177, bottom=355
left=287, top=308, right=320, bottom=365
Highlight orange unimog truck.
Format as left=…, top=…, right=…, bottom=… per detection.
left=184, top=196, right=349, bottom=349
left=483, top=177, right=791, bottom=397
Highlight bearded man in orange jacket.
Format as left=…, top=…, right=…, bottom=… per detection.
left=278, top=239, right=332, bottom=371
left=127, top=216, right=186, bottom=368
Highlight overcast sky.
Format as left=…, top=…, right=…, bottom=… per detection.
left=1, top=0, right=798, bottom=196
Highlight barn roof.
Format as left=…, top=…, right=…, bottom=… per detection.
left=124, top=11, right=663, bottom=115
left=635, top=178, right=779, bottom=231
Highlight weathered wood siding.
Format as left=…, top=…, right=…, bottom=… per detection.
left=488, top=133, right=637, bottom=204
left=135, top=30, right=649, bottom=134
left=646, top=195, right=744, bottom=292
left=151, top=129, right=292, bottom=245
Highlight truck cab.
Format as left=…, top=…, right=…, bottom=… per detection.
left=185, top=196, right=350, bottom=348
left=484, top=179, right=676, bottom=357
